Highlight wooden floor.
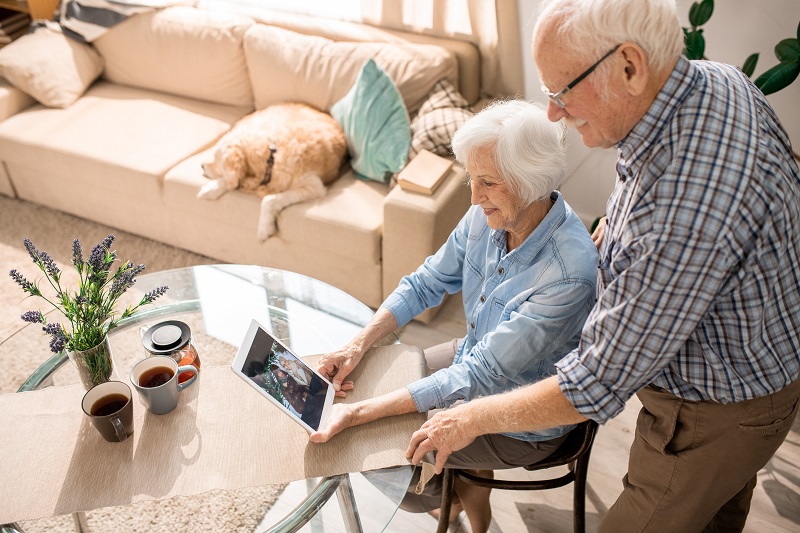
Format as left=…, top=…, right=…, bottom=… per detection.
left=362, top=294, right=800, bottom=533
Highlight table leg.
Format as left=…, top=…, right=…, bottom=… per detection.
left=73, top=512, right=89, bottom=532
left=335, top=474, right=363, bottom=533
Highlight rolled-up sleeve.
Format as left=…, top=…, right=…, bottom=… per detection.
left=409, top=279, right=596, bottom=411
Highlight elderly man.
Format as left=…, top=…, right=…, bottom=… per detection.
left=407, top=0, right=800, bottom=531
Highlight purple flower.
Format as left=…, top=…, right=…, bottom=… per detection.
left=72, top=239, right=83, bottom=267
left=9, top=269, right=39, bottom=295
left=48, top=328, right=68, bottom=354
left=88, top=234, right=116, bottom=273
left=22, top=238, right=38, bottom=263
left=37, top=251, right=60, bottom=279
left=143, top=285, right=168, bottom=303
left=87, top=244, right=106, bottom=272
left=43, top=322, right=62, bottom=335
left=21, top=311, right=44, bottom=324
left=42, top=322, right=68, bottom=352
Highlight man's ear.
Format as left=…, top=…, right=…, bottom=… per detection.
left=619, top=42, right=649, bottom=96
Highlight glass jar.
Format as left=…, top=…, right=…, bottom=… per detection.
left=141, top=320, right=201, bottom=383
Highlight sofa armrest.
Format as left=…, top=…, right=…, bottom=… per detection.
left=0, top=78, right=35, bottom=121
left=383, top=163, right=470, bottom=323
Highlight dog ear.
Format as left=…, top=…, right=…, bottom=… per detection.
left=221, top=144, right=247, bottom=188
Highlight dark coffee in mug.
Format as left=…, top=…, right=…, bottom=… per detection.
left=90, top=393, right=129, bottom=417
left=139, top=366, right=174, bottom=388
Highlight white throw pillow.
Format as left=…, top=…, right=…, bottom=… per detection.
left=0, top=24, right=104, bottom=108
left=243, top=25, right=458, bottom=115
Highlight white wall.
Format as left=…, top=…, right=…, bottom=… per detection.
left=515, top=0, right=800, bottom=227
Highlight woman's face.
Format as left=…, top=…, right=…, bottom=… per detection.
left=467, top=146, right=525, bottom=232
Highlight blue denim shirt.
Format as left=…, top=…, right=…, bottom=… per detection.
left=383, top=192, right=598, bottom=441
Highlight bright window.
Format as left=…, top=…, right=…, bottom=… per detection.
left=199, top=0, right=363, bottom=21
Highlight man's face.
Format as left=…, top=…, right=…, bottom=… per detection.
left=534, top=32, right=628, bottom=149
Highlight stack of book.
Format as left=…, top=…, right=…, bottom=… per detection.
left=0, top=8, right=31, bottom=47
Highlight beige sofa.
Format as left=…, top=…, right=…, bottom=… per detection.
left=0, top=6, right=480, bottom=318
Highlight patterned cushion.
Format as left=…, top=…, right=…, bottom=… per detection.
left=410, top=79, right=473, bottom=159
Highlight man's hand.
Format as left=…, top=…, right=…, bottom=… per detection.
left=317, top=345, right=364, bottom=398
left=406, top=405, right=477, bottom=474
left=310, top=403, right=355, bottom=443
left=591, top=216, right=607, bottom=251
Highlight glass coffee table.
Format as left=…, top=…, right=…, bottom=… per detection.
left=1, top=265, right=412, bottom=533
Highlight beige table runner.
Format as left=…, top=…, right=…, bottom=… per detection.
left=0, top=344, right=427, bottom=524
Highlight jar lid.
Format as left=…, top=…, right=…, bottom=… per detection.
left=142, top=320, right=191, bottom=355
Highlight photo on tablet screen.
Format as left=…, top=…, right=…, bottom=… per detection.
left=237, top=325, right=331, bottom=431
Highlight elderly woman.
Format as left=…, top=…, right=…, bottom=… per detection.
left=312, top=100, right=598, bottom=532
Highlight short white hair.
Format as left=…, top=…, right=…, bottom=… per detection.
left=533, top=0, right=684, bottom=76
left=452, top=99, right=567, bottom=205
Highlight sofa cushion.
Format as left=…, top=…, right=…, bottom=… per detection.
left=165, top=150, right=385, bottom=265
left=93, top=7, right=254, bottom=108
left=243, top=24, right=457, bottom=115
left=0, top=82, right=250, bottom=209
left=331, top=59, right=410, bottom=184
left=410, top=79, right=473, bottom=159
left=0, top=24, right=104, bottom=108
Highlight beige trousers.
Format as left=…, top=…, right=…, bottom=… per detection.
left=600, top=378, right=800, bottom=532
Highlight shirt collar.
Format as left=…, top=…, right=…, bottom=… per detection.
left=617, top=55, right=701, bottom=180
left=491, top=191, right=566, bottom=263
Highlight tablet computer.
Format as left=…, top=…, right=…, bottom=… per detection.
left=231, top=319, right=334, bottom=434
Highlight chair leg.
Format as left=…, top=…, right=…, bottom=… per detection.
left=437, top=469, right=456, bottom=533
left=572, top=449, right=593, bottom=533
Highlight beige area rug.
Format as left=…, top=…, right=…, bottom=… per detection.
left=0, top=196, right=284, bottom=532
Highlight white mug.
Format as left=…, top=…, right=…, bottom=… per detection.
left=130, top=356, right=197, bottom=415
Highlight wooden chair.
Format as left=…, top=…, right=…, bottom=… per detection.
left=436, top=420, right=599, bottom=533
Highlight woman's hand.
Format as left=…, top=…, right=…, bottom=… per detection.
left=591, top=216, right=607, bottom=251
left=317, top=344, right=365, bottom=398
left=309, top=403, right=356, bottom=443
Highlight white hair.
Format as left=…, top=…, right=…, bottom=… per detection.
left=452, top=99, right=567, bottom=205
left=533, top=0, right=684, bottom=77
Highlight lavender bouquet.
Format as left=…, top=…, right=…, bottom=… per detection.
left=9, top=235, right=168, bottom=387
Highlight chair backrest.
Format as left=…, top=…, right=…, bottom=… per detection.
left=524, top=420, right=599, bottom=472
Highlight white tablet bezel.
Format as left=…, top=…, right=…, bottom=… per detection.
left=231, top=318, right=334, bottom=434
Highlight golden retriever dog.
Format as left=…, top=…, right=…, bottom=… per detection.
left=198, top=102, right=347, bottom=241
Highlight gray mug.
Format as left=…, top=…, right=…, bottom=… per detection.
left=130, top=356, right=197, bottom=415
left=82, top=381, right=134, bottom=442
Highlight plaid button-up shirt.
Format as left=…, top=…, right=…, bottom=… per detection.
left=557, top=55, right=800, bottom=423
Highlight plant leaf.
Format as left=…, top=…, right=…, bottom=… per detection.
left=775, top=38, right=800, bottom=62
left=684, top=29, right=705, bottom=60
left=797, top=20, right=799, bottom=42
left=689, top=0, right=714, bottom=27
left=755, top=59, right=800, bottom=95
left=742, top=53, right=759, bottom=78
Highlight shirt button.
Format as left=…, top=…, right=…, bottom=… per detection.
left=480, top=295, right=486, bottom=303
left=498, top=268, right=504, bottom=275
left=471, top=322, right=475, bottom=329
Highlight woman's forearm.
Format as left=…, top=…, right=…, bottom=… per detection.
left=350, top=307, right=399, bottom=353
left=351, top=387, right=418, bottom=426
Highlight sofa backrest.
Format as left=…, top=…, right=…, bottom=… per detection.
left=244, top=25, right=457, bottom=115
left=93, top=7, right=255, bottom=108
left=231, top=8, right=481, bottom=106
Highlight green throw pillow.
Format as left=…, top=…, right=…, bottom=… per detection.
left=331, top=58, right=410, bottom=183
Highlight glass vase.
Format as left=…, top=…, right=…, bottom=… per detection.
left=67, top=336, right=115, bottom=390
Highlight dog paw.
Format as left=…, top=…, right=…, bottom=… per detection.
left=197, top=180, right=226, bottom=200
left=257, top=217, right=277, bottom=242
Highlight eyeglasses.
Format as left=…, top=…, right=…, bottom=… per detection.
left=541, top=44, right=621, bottom=108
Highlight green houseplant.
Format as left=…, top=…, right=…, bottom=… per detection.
left=683, top=0, right=800, bottom=95
left=9, top=234, right=168, bottom=389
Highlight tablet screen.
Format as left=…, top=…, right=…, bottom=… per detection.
left=237, top=326, right=331, bottom=431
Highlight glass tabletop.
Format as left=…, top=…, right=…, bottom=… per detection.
left=3, top=265, right=412, bottom=533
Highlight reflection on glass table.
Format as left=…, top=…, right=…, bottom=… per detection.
left=3, top=265, right=412, bottom=533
